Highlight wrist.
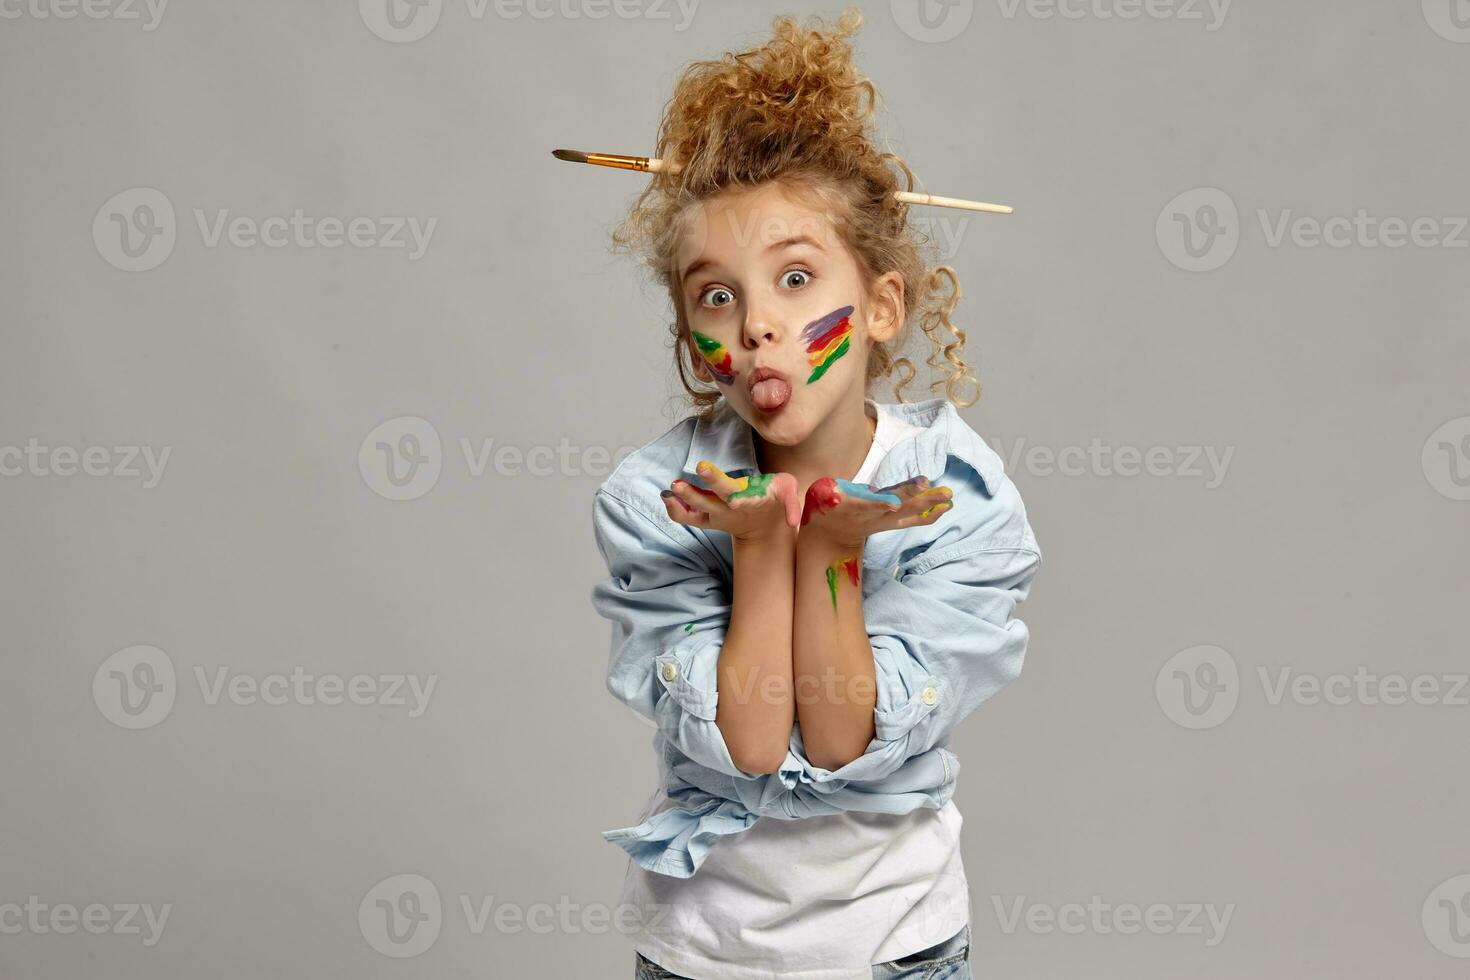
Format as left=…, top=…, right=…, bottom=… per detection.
left=733, top=525, right=798, bottom=553
left=796, top=527, right=864, bottom=559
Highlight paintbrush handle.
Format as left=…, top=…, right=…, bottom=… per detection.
left=563, top=151, right=1011, bottom=213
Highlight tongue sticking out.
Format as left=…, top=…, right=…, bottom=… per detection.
left=751, top=377, right=792, bottom=411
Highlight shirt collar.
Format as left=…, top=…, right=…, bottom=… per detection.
left=681, top=396, right=1003, bottom=495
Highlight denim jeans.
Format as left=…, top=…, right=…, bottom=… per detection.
left=632, top=923, right=972, bottom=979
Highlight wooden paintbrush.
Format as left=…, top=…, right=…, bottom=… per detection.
left=551, top=148, right=1012, bottom=214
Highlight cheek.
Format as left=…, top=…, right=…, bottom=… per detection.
left=690, top=330, right=737, bottom=385
left=799, top=304, right=856, bottom=385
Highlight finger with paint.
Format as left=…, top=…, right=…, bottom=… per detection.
left=912, top=486, right=954, bottom=519
left=693, top=460, right=803, bottom=528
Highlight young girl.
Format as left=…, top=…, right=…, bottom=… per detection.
left=588, top=10, right=1042, bottom=979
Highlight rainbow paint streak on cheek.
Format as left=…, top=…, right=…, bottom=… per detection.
left=824, top=556, right=861, bottom=611
left=691, top=331, right=736, bottom=385
left=801, top=305, right=854, bottom=385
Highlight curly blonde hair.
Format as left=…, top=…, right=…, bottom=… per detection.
left=610, top=6, right=981, bottom=421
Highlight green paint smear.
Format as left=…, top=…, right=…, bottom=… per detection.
left=728, top=472, right=774, bottom=501
left=825, top=566, right=839, bottom=611
left=806, top=336, right=850, bottom=384
left=691, top=331, right=723, bottom=355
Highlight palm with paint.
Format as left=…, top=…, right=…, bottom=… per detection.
left=662, top=461, right=803, bottom=541
left=798, top=475, right=955, bottom=551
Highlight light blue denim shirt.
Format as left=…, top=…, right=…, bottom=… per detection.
left=590, top=396, right=1042, bottom=878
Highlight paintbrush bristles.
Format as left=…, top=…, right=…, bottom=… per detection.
left=550, top=148, right=1011, bottom=213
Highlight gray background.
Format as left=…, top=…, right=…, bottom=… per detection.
left=2, top=1, right=1467, bottom=977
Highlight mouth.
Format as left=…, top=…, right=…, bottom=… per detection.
left=747, top=366, right=792, bottom=413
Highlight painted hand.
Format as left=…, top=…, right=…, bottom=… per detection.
left=799, top=475, right=954, bottom=549
left=661, top=460, right=803, bottom=541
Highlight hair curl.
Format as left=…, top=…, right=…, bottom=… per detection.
left=610, top=6, right=981, bottom=421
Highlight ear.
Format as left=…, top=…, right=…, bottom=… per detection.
left=865, top=271, right=905, bottom=344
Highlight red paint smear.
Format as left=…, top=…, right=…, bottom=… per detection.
left=838, top=557, right=860, bottom=586
left=801, top=477, right=841, bottom=526
left=805, top=317, right=850, bottom=353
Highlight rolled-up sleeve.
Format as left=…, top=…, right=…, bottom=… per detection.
left=590, top=488, right=766, bottom=781
left=795, top=468, right=1041, bottom=784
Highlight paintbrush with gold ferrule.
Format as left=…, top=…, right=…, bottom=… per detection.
left=551, top=148, right=1013, bottom=214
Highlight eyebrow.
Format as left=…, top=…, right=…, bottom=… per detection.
left=680, top=234, right=826, bottom=286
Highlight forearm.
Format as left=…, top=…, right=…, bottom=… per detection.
left=716, top=528, right=798, bottom=773
left=792, top=532, right=876, bottom=770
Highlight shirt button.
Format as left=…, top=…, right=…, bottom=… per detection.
left=661, top=663, right=678, bottom=682
left=922, top=686, right=938, bottom=705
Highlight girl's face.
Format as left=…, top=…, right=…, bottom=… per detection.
left=675, top=181, right=903, bottom=448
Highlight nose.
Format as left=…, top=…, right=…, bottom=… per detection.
left=741, top=299, right=784, bottom=349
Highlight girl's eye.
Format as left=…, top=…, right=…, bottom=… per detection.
left=781, top=269, right=812, bottom=289
left=700, top=286, right=734, bottom=308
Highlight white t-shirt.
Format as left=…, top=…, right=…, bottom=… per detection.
left=617, top=400, right=971, bottom=980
